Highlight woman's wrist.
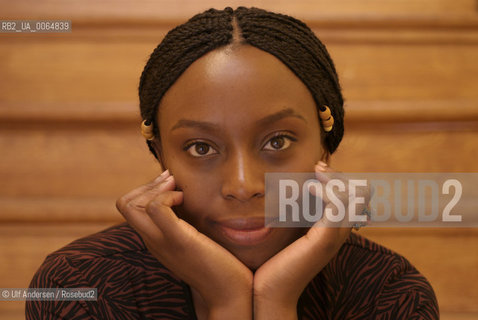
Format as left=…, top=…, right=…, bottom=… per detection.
left=207, top=297, right=252, bottom=320
left=254, top=299, right=297, bottom=320
left=253, top=294, right=298, bottom=320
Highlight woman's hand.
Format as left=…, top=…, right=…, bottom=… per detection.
left=116, top=170, right=253, bottom=320
left=253, top=162, right=371, bottom=319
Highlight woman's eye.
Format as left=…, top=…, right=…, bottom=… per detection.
left=263, top=135, right=294, bottom=151
left=185, top=142, right=218, bottom=157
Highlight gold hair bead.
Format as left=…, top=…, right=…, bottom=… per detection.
left=141, top=120, right=155, bottom=141
left=319, top=105, right=334, bottom=132
left=319, top=106, right=331, bottom=120
left=322, top=116, right=334, bottom=127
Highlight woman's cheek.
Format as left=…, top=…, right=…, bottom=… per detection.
left=174, top=180, right=214, bottom=223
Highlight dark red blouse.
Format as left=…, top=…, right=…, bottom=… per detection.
left=26, top=223, right=439, bottom=319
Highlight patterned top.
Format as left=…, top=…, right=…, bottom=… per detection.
left=26, top=223, right=439, bottom=319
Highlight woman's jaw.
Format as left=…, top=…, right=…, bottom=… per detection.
left=173, top=203, right=304, bottom=270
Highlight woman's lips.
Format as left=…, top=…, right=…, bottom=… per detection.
left=214, top=218, right=273, bottom=246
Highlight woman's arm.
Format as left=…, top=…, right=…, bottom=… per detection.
left=253, top=162, right=370, bottom=319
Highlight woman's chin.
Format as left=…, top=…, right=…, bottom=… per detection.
left=229, top=248, right=275, bottom=271
left=223, top=228, right=306, bottom=271
left=242, top=257, right=267, bottom=272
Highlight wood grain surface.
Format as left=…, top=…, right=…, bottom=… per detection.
left=1, top=0, right=477, bottom=318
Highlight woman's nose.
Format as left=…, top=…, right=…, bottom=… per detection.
left=220, top=152, right=264, bottom=202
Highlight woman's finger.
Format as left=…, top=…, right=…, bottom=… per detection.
left=126, top=173, right=177, bottom=211
left=116, top=171, right=172, bottom=218
left=311, top=162, right=371, bottom=229
left=309, top=162, right=350, bottom=227
left=146, top=190, right=189, bottom=241
left=117, top=174, right=177, bottom=243
left=116, top=169, right=170, bottom=213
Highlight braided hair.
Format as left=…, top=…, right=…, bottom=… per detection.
left=139, top=6, right=344, bottom=158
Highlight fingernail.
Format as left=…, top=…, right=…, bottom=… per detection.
left=154, top=170, right=169, bottom=182
left=318, top=161, right=328, bottom=167
left=315, top=164, right=326, bottom=172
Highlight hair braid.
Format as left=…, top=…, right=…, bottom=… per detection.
left=139, top=6, right=345, bottom=158
left=234, top=7, right=344, bottom=153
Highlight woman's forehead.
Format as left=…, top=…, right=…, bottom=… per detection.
left=158, top=45, right=318, bottom=128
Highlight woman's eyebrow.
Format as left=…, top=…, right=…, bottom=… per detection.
left=170, top=108, right=307, bottom=132
left=256, top=108, right=307, bottom=126
left=171, top=119, right=219, bottom=132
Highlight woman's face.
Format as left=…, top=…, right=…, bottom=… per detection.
left=156, top=45, right=325, bottom=269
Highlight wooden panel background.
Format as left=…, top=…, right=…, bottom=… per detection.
left=1, top=0, right=478, bottom=319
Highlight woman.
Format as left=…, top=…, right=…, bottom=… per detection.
left=27, top=7, right=438, bottom=319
